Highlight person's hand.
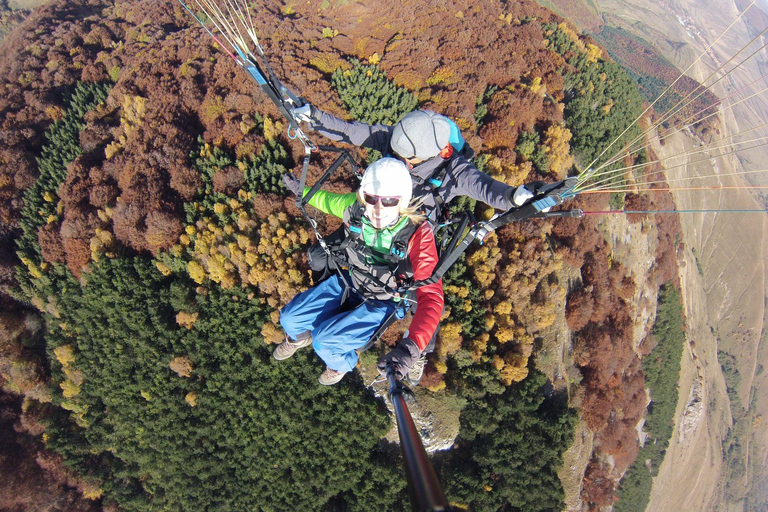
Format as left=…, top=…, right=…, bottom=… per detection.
left=377, top=338, right=420, bottom=380
left=512, top=185, right=534, bottom=206
left=282, top=173, right=302, bottom=196
left=510, top=181, right=552, bottom=210
left=292, top=103, right=314, bottom=124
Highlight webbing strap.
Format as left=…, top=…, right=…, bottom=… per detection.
left=295, top=147, right=360, bottom=290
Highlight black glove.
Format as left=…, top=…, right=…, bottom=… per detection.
left=282, top=173, right=302, bottom=196
left=377, top=338, right=421, bottom=380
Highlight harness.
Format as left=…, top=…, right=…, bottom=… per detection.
left=411, top=161, right=451, bottom=223
left=331, top=203, right=418, bottom=300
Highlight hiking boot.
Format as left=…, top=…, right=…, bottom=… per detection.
left=318, top=366, right=348, bottom=386
left=272, top=333, right=312, bottom=361
left=405, top=353, right=427, bottom=386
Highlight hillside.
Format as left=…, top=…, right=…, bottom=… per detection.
left=536, top=0, right=768, bottom=509
left=0, top=0, right=686, bottom=510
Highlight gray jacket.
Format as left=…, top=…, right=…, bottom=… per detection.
left=309, top=110, right=516, bottom=220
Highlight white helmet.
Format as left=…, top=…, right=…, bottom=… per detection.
left=359, top=157, right=413, bottom=207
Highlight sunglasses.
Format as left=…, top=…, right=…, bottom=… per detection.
left=363, top=193, right=401, bottom=207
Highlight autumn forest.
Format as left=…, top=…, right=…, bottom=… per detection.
left=0, top=0, right=688, bottom=510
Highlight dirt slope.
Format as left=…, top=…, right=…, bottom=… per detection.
left=554, top=0, right=768, bottom=508
left=647, top=65, right=768, bottom=512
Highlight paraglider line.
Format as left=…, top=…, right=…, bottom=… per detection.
left=583, top=208, right=767, bottom=215
left=582, top=185, right=768, bottom=193
left=176, top=0, right=239, bottom=62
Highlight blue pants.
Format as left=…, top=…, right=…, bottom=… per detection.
left=279, top=274, right=397, bottom=372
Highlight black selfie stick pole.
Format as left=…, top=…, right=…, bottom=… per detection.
left=386, top=364, right=453, bottom=512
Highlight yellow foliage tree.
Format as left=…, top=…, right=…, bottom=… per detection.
left=54, top=344, right=89, bottom=418
left=263, top=116, right=284, bottom=142
left=427, top=66, right=455, bottom=86
left=484, top=155, right=533, bottom=187
left=543, top=124, right=574, bottom=179
left=557, top=22, right=587, bottom=53
left=466, top=236, right=501, bottom=288
left=185, top=392, right=198, bottom=407
left=187, top=260, right=206, bottom=284
left=586, top=43, right=603, bottom=63
left=155, top=260, right=172, bottom=276
left=499, top=363, right=529, bottom=385
left=60, top=378, right=81, bottom=399
left=176, top=311, right=199, bottom=330
left=437, top=322, right=463, bottom=359
left=493, top=352, right=530, bottom=385
left=261, top=321, right=285, bottom=345
left=105, top=94, right=147, bottom=159
left=169, top=356, right=194, bottom=377
left=470, top=333, right=489, bottom=362
left=426, top=380, right=446, bottom=392
left=54, top=344, right=75, bottom=366
left=528, top=76, right=546, bottom=96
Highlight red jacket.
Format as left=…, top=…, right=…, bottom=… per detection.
left=406, top=223, right=444, bottom=351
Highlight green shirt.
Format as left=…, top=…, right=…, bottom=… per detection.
left=305, top=188, right=410, bottom=263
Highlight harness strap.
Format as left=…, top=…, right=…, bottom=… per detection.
left=295, top=147, right=361, bottom=290
left=412, top=160, right=451, bottom=222
left=334, top=203, right=419, bottom=298
left=411, top=142, right=474, bottom=223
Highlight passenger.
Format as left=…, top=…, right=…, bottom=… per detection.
left=275, top=158, right=443, bottom=386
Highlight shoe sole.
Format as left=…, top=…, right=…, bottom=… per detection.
left=272, top=339, right=313, bottom=361
left=404, top=374, right=423, bottom=386
left=404, top=360, right=427, bottom=386
left=318, top=373, right=347, bottom=385
left=272, top=349, right=296, bottom=361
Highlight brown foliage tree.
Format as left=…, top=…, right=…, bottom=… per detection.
left=0, top=392, right=101, bottom=512
left=38, top=222, right=66, bottom=265
left=581, top=458, right=617, bottom=508
left=565, top=286, right=593, bottom=331
left=144, top=210, right=183, bottom=254
left=419, top=362, right=445, bottom=391
left=213, top=166, right=246, bottom=195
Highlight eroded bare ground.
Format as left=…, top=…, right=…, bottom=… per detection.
left=8, top=1, right=50, bottom=8
left=646, top=90, right=768, bottom=512
left=578, top=0, right=768, bottom=509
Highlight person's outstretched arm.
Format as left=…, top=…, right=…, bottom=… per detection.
left=307, top=107, right=392, bottom=153
left=305, top=189, right=357, bottom=219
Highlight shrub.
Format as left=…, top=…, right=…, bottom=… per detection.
left=331, top=59, right=418, bottom=125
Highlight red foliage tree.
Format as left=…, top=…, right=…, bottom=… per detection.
left=0, top=392, right=101, bottom=512
left=38, top=223, right=66, bottom=265
left=582, top=458, right=617, bottom=508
